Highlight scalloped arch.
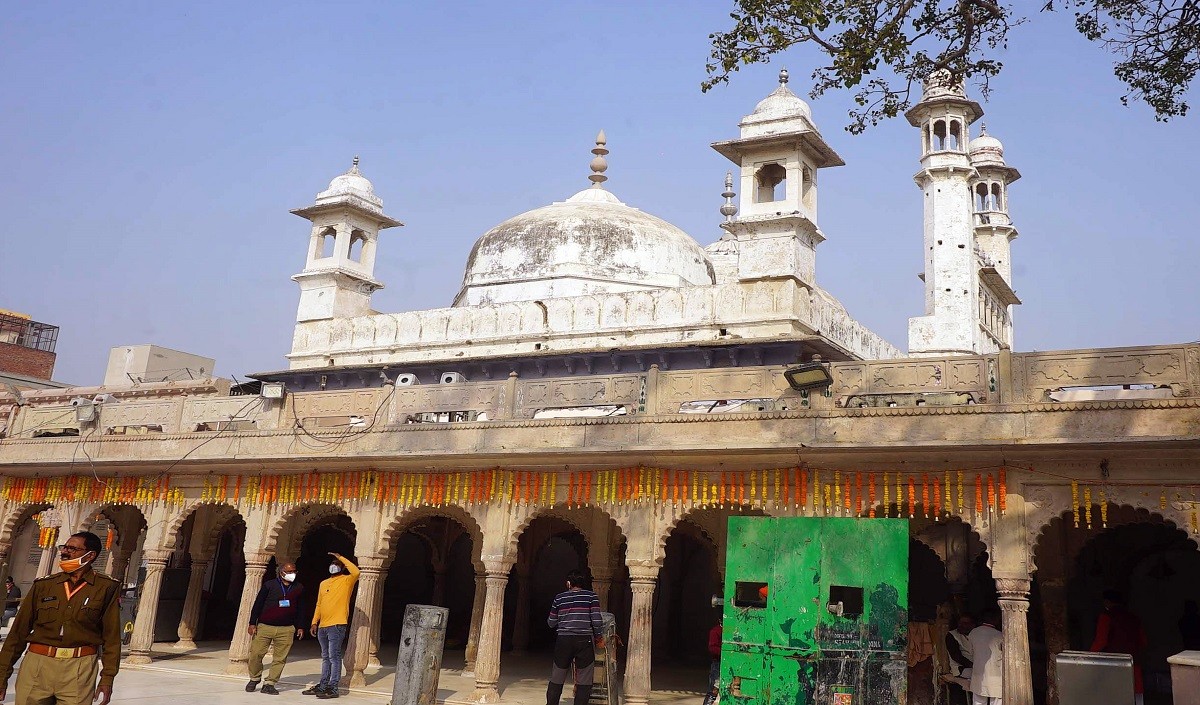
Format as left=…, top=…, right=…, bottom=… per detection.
left=266, top=503, right=357, bottom=558
left=376, top=504, right=485, bottom=570
left=653, top=505, right=769, bottom=567
left=0, top=503, right=52, bottom=546
left=1029, top=504, right=1195, bottom=574
left=504, top=504, right=625, bottom=563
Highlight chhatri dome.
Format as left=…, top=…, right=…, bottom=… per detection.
left=455, top=131, right=716, bottom=307
left=313, top=156, right=386, bottom=212
left=738, top=69, right=816, bottom=138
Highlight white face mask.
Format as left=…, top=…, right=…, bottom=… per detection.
left=328, top=565, right=341, bottom=575
left=282, top=572, right=297, bottom=583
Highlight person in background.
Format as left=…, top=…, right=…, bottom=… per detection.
left=0, top=531, right=121, bottom=705
left=545, top=570, right=604, bottom=705
left=967, top=610, right=1002, bottom=705
left=704, top=617, right=722, bottom=705
left=2, top=578, right=21, bottom=624
left=246, top=562, right=306, bottom=695
left=1091, top=590, right=1148, bottom=705
left=304, top=552, right=359, bottom=699
left=943, top=614, right=975, bottom=705
left=1180, top=600, right=1200, bottom=650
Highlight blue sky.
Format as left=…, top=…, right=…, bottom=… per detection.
left=1, top=2, right=1197, bottom=384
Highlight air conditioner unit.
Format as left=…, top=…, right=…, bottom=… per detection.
left=440, top=372, right=467, bottom=384
left=395, top=374, right=419, bottom=387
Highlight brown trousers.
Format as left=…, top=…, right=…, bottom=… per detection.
left=15, top=651, right=99, bottom=705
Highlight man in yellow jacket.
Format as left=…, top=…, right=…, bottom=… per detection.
left=302, top=552, right=359, bottom=699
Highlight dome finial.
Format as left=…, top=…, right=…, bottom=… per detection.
left=588, top=130, right=609, bottom=188
left=778, top=69, right=789, bottom=85
left=350, top=155, right=360, bottom=174
left=980, top=122, right=988, bottom=135
left=720, top=171, right=738, bottom=221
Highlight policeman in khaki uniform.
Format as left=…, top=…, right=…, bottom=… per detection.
left=0, top=531, right=121, bottom=705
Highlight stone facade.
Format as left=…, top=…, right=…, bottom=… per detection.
left=0, top=75, right=1195, bottom=705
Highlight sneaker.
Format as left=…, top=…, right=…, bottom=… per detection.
left=302, top=686, right=326, bottom=696
left=246, top=681, right=261, bottom=693
left=261, top=685, right=279, bottom=696
left=316, top=689, right=340, bottom=699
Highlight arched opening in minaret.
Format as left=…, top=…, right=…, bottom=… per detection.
left=933, top=120, right=948, bottom=150
left=975, top=183, right=990, bottom=211
left=754, top=163, right=786, bottom=203
left=990, top=183, right=1003, bottom=211
left=319, top=227, right=336, bottom=259
left=348, top=229, right=366, bottom=263
left=801, top=164, right=815, bottom=212
left=948, top=120, right=963, bottom=150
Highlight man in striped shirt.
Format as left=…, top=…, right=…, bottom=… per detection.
left=545, top=570, right=604, bottom=705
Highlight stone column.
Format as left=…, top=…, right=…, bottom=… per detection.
left=592, top=567, right=613, bottom=611
left=0, top=542, right=12, bottom=585
left=368, top=582, right=386, bottom=669
left=125, top=550, right=172, bottom=665
left=431, top=564, right=448, bottom=607
left=623, top=567, right=659, bottom=705
left=173, top=559, right=210, bottom=651
left=511, top=567, right=531, bottom=653
left=462, top=572, right=487, bottom=675
left=471, top=561, right=512, bottom=704
left=225, top=556, right=269, bottom=674
left=35, top=544, right=56, bottom=579
left=110, top=550, right=135, bottom=588
left=997, top=577, right=1035, bottom=705
left=347, top=561, right=385, bottom=687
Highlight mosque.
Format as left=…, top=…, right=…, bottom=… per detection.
left=0, top=72, right=1197, bottom=705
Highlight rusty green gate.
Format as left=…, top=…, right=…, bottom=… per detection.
left=720, top=517, right=908, bottom=705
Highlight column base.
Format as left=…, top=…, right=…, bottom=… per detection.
left=471, top=685, right=500, bottom=703
left=349, top=671, right=367, bottom=688
left=173, top=640, right=197, bottom=651
left=123, top=653, right=153, bottom=666
left=225, top=659, right=248, bottom=675
left=624, top=696, right=649, bottom=705
left=367, top=656, right=382, bottom=670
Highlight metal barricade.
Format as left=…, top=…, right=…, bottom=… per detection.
left=1055, top=650, right=1135, bottom=705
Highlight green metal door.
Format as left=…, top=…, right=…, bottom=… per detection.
left=721, top=517, right=908, bottom=705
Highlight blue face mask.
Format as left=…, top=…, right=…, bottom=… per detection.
left=328, top=565, right=341, bottom=575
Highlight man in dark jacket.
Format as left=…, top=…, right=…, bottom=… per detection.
left=546, top=570, right=603, bottom=705
left=246, top=562, right=305, bottom=695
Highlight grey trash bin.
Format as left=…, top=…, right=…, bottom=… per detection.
left=1055, top=650, right=1135, bottom=705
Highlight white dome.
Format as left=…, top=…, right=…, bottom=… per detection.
left=314, top=158, right=384, bottom=210
left=746, top=83, right=812, bottom=122
left=969, top=133, right=1004, bottom=154
left=458, top=187, right=715, bottom=306
left=737, top=71, right=816, bottom=138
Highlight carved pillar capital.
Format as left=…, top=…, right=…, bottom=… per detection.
left=143, top=549, right=173, bottom=565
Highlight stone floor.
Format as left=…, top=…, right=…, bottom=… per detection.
left=120, top=641, right=710, bottom=705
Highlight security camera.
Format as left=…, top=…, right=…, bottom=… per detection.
left=70, top=397, right=92, bottom=409
left=92, top=394, right=115, bottom=404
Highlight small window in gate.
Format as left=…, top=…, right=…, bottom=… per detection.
left=733, top=581, right=769, bottom=608
left=828, top=585, right=864, bottom=618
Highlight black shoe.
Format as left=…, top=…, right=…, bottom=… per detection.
left=261, top=685, right=279, bottom=696
left=301, top=686, right=326, bottom=696
left=246, top=681, right=261, bottom=692
left=316, top=689, right=340, bottom=699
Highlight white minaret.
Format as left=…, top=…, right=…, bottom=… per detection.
left=290, top=157, right=402, bottom=322
left=968, top=125, right=1022, bottom=350
left=710, top=70, right=845, bottom=287
left=906, top=74, right=988, bottom=356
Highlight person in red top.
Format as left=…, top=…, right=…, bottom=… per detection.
left=1090, top=590, right=1148, bottom=705
left=704, top=620, right=722, bottom=705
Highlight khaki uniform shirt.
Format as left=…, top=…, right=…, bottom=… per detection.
left=0, top=570, right=122, bottom=687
